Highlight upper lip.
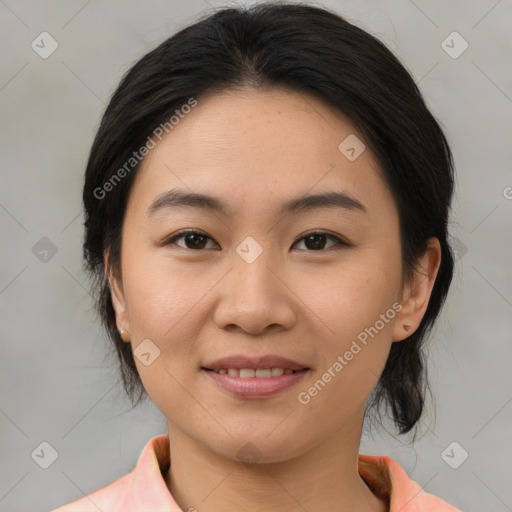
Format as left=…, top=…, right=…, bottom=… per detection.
left=202, top=354, right=309, bottom=371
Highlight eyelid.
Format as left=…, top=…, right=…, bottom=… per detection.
left=159, top=229, right=351, bottom=250
left=297, top=229, right=350, bottom=247
left=157, top=228, right=215, bottom=248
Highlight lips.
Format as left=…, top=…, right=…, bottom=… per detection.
left=202, top=354, right=309, bottom=372
left=202, top=367, right=310, bottom=398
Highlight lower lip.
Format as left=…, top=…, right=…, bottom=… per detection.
left=201, top=368, right=310, bottom=398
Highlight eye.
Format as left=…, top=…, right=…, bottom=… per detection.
left=292, top=230, right=348, bottom=251
left=160, top=229, right=348, bottom=251
left=161, top=230, right=219, bottom=250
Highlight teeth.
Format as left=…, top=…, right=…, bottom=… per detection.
left=212, top=368, right=300, bottom=378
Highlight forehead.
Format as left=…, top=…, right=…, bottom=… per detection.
left=127, top=88, right=397, bottom=223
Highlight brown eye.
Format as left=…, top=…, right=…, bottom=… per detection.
left=162, top=230, right=218, bottom=250
left=292, top=231, right=348, bottom=251
left=161, top=230, right=348, bottom=252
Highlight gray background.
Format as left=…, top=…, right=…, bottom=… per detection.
left=1, top=0, right=511, bottom=511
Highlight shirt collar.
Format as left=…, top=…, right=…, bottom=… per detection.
left=132, top=434, right=456, bottom=511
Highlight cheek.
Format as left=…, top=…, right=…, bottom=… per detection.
left=122, top=244, right=203, bottom=336
left=123, top=240, right=402, bottom=362
left=120, top=247, right=213, bottom=395
left=293, top=277, right=399, bottom=428
left=123, top=258, right=210, bottom=411
left=121, top=230, right=402, bottom=403
left=300, top=253, right=402, bottom=390
left=304, top=255, right=401, bottom=337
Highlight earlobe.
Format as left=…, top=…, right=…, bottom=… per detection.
left=104, top=251, right=131, bottom=342
left=392, top=238, right=442, bottom=342
left=118, top=327, right=131, bottom=342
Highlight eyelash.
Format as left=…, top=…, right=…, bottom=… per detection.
left=159, top=229, right=350, bottom=252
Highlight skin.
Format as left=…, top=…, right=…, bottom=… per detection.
left=107, top=87, right=441, bottom=512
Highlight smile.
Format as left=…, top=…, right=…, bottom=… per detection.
left=201, top=367, right=310, bottom=398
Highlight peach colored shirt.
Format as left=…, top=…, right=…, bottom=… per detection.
left=52, top=434, right=462, bottom=511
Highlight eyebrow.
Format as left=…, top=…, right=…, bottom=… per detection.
left=146, top=188, right=366, bottom=218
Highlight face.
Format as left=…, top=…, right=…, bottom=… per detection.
left=108, top=88, right=435, bottom=462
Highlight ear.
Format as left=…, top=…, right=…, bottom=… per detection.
left=104, top=251, right=130, bottom=342
left=392, top=237, right=442, bottom=342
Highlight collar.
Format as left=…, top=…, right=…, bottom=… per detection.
left=53, top=434, right=461, bottom=511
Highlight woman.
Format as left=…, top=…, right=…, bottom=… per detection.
left=53, top=2, right=461, bottom=510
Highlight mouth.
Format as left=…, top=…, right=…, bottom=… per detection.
left=200, top=354, right=311, bottom=398
left=202, top=354, right=310, bottom=373
left=201, top=367, right=308, bottom=377
left=201, top=366, right=311, bottom=398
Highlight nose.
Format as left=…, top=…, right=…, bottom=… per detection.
left=212, top=242, right=297, bottom=335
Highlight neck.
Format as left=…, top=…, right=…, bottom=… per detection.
left=164, top=412, right=387, bottom=512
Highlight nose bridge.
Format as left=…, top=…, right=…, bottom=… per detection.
left=232, top=234, right=279, bottom=294
left=212, top=235, right=296, bottom=333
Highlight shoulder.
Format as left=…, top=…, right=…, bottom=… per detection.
left=51, top=435, right=180, bottom=512
left=358, top=453, right=463, bottom=511
left=51, top=473, right=134, bottom=511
